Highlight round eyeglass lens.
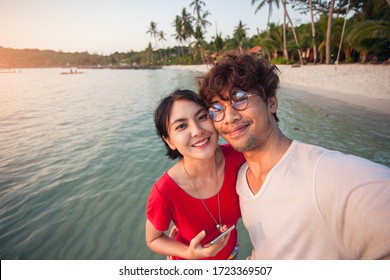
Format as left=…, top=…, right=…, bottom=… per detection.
left=209, top=104, right=224, bottom=121
left=231, top=91, right=249, bottom=110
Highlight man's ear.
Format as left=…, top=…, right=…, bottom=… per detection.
left=163, top=136, right=176, bottom=151
left=268, top=97, right=278, bottom=113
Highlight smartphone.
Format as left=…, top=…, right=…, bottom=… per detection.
left=210, top=225, right=235, bottom=245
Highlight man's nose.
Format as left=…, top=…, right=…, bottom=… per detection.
left=223, top=103, right=241, bottom=123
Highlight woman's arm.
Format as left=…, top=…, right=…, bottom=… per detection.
left=145, top=219, right=230, bottom=259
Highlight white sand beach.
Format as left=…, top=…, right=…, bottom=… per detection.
left=164, top=64, right=390, bottom=115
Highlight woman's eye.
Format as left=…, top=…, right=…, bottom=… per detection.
left=199, top=113, right=209, bottom=120
left=175, top=123, right=187, bottom=130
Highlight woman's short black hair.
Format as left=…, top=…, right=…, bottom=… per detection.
left=154, top=89, right=207, bottom=160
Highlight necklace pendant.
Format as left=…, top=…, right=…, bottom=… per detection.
left=216, top=224, right=222, bottom=230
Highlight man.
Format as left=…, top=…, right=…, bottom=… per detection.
left=198, top=51, right=390, bottom=259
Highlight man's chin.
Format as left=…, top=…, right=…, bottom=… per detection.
left=230, top=137, right=259, bottom=153
left=229, top=141, right=248, bottom=153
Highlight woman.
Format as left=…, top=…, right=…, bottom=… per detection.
left=145, top=90, right=245, bottom=260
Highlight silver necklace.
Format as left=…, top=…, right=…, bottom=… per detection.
left=182, top=161, right=222, bottom=230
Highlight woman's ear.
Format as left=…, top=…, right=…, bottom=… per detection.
left=268, top=97, right=278, bottom=113
left=163, top=136, right=176, bottom=151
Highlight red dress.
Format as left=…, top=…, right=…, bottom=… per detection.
left=146, top=144, right=245, bottom=260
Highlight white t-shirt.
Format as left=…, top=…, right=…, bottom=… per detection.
left=237, top=140, right=390, bottom=259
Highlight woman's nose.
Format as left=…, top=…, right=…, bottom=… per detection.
left=190, top=122, right=204, bottom=137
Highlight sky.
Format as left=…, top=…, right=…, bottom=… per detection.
left=0, top=0, right=311, bottom=55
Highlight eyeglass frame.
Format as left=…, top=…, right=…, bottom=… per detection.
left=208, top=90, right=258, bottom=122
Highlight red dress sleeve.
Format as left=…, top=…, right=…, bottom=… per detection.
left=146, top=173, right=172, bottom=231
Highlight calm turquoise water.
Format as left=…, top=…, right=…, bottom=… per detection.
left=0, top=68, right=389, bottom=260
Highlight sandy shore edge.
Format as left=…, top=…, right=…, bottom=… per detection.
left=163, top=64, right=390, bottom=115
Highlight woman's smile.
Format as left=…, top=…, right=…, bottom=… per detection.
left=192, top=137, right=210, bottom=147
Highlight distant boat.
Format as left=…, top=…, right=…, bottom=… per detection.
left=61, top=68, right=83, bottom=75
left=0, top=69, right=20, bottom=74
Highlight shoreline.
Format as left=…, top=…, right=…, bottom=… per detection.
left=163, top=64, right=390, bottom=115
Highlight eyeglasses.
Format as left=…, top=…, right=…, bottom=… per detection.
left=209, top=91, right=257, bottom=122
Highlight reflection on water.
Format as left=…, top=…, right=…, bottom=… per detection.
left=0, top=69, right=389, bottom=259
left=278, top=87, right=390, bottom=165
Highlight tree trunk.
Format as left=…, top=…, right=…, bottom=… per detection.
left=200, top=45, right=205, bottom=64
left=309, top=0, right=318, bottom=64
left=283, top=9, right=288, bottom=60
left=336, top=0, right=351, bottom=65
left=326, top=0, right=335, bottom=64
left=343, top=47, right=351, bottom=61
left=267, top=4, right=272, bottom=33
left=282, top=0, right=303, bottom=64
left=360, top=50, right=368, bottom=63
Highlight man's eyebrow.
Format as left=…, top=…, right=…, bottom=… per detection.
left=211, top=94, right=230, bottom=103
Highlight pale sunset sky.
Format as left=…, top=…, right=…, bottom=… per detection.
left=0, top=0, right=310, bottom=55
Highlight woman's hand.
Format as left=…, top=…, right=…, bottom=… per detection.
left=169, top=225, right=178, bottom=239
left=146, top=220, right=231, bottom=260
left=185, top=228, right=231, bottom=259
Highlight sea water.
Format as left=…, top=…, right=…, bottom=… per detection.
left=0, top=68, right=389, bottom=260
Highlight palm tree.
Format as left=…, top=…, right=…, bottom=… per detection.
left=193, top=25, right=207, bottom=63
left=252, top=0, right=301, bottom=62
left=181, top=8, right=194, bottom=59
left=255, top=24, right=281, bottom=60
left=158, top=31, right=167, bottom=64
left=233, top=20, right=249, bottom=54
left=252, top=0, right=280, bottom=32
left=268, top=23, right=284, bottom=58
left=190, top=0, right=211, bottom=31
left=316, top=14, right=330, bottom=64
left=345, top=20, right=390, bottom=62
left=190, top=0, right=211, bottom=63
left=214, top=32, right=225, bottom=56
left=144, top=42, right=154, bottom=64
left=172, top=16, right=184, bottom=57
left=146, top=21, right=159, bottom=50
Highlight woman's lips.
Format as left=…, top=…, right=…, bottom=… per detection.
left=192, top=137, right=210, bottom=147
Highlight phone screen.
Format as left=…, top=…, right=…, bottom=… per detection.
left=210, top=225, right=235, bottom=245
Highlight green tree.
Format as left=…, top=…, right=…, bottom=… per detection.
left=146, top=21, right=159, bottom=50
left=145, top=42, right=154, bottom=64
left=214, top=32, right=225, bottom=56
left=345, top=20, right=390, bottom=62
left=172, top=15, right=185, bottom=57
left=233, top=20, right=249, bottom=53
left=181, top=8, right=195, bottom=60
left=193, top=25, right=206, bottom=63
left=254, top=25, right=280, bottom=60
left=158, top=31, right=167, bottom=64
left=190, top=0, right=211, bottom=31
left=290, top=0, right=318, bottom=62
left=190, top=0, right=211, bottom=63
left=281, top=0, right=303, bottom=63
